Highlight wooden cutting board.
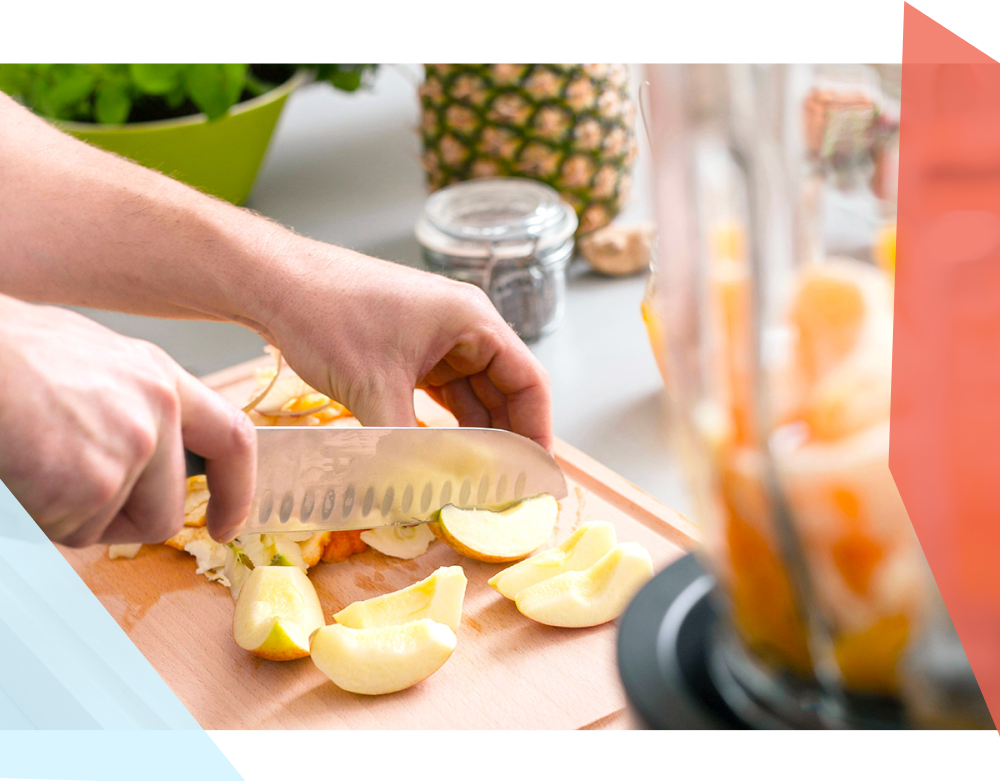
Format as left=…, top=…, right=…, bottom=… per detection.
left=59, top=357, right=698, bottom=730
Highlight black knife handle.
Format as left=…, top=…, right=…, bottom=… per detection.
left=184, top=448, right=207, bottom=477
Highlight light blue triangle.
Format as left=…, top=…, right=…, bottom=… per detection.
left=0, top=481, right=242, bottom=778
left=0, top=731, right=244, bottom=780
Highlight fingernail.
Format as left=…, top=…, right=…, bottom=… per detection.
left=217, top=527, right=242, bottom=544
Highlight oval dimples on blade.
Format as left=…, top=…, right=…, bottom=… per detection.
left=258, top=491, right=273, bottom=527
left=321, top=489, right=336, bottom=520
left=278, top=492, right=294, bottom=524
left=362, top=487, right=375, bottom=517
left=301, top=489, right=316, bottom=522
left=514, top=472, right=526, bottom=500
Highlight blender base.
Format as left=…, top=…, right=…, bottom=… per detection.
left=617, top=554, right=910, bottom=729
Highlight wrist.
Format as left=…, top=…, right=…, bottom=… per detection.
left=233, top=229, right=360, bottom=346
left=194, top=206, right=297, bottom=340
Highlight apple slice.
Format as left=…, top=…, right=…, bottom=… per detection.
left=108, top=543, right=142, bottom=560
left=488, top=522, right=618, bottom=600
left=431, top=494, right=558, bottom=563
left=310, top=619, right=457, bottom=695
left=233, top=565, right=325, bottom=661
left=514, top=542, right=654, bottom=628
left=333, top=566, right=467, bottom=632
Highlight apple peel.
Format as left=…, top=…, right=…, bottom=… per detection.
left=432, top=494, right=558, bottom=563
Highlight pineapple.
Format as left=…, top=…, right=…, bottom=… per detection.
left=419, top=64, right=638, bottom=235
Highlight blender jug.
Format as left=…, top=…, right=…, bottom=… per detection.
left=645, top=63, right=987, bottom=728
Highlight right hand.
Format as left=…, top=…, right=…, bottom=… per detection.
left=0, top=295, right=256, bottom=547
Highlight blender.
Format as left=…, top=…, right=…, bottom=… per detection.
left=618, top=64, right=992, bottom=729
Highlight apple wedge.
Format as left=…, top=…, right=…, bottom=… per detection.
left=431, top=494, right=558, bottom=563
left=333, top=566, right=467, bottom=632
left=233, top=566, right=325, bottom=661
left=310, top=619, right=457, bottom=695
left=488, top=521, right=618, bottom=600
left=514, top=542, right=654, bottom=628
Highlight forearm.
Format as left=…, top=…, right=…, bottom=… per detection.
left=0, top=92, right=293, bottom=333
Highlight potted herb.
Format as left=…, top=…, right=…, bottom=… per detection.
left=0, top=64, right=376, bottom=204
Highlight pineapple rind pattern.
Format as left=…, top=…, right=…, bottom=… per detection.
left=420, top=64, right=638, bottom=235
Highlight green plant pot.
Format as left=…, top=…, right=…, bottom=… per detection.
left=58, top=70, right=308, bottom=205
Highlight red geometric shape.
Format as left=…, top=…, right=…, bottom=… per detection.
left=893, top=2, right=1000, bottom=731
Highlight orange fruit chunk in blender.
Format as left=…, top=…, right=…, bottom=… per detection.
left=725, top=506, right=813, bottom=677
left=720, top=457, right=813, bottom=677
left=790, top=267, right=867, bottom=384
left=832, top=531, right=885, bottom=596
left=834, top=614, right=910, bottom=694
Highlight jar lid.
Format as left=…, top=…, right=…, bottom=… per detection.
left=416, top=177, right=578, bottom=261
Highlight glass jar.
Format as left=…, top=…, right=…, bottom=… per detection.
left=415, top=177, right=578, bottom=342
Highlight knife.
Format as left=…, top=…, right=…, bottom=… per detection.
left=184, top=427, right=567, bottom=533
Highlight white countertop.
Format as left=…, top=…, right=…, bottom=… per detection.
left=75, top=65, right=694, bottom=519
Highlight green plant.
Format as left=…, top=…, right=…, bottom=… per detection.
left=0, top=64, right=377, bottom=125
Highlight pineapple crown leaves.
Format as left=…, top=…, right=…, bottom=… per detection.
left=0, top=64, right=378, bottom=125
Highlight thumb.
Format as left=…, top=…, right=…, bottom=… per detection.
left=352, top=378, right=419, bottom=428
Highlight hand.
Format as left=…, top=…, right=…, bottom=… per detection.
left=0, top=296, right=256, bottom=547
left=254, top=238, right=554, bottom=452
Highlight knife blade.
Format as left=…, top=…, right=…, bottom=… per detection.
left=185, top=427, right=567, bottom=534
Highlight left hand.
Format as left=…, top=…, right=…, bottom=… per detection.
left=248, top=236, right=554, bottom=452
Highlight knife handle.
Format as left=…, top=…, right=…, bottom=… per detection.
left=184, top=448, right=207, bottom=477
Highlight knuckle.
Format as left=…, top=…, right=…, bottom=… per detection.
left=150, top=379, right=181, bottom=420
left=451, top=280, right=494, bottom=313
left=151, top=512, right=185, bottom=544
left=535, top=361, right=552, bottom=388
left=137, top=339, right=170, bottom=365
left=227, top=408, right=257, bottom=455
left=83, top=464, right=124, bottom=511
left=59, top=524, right=104, bottom=549
left=126, top=417, right=160, bottom=464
